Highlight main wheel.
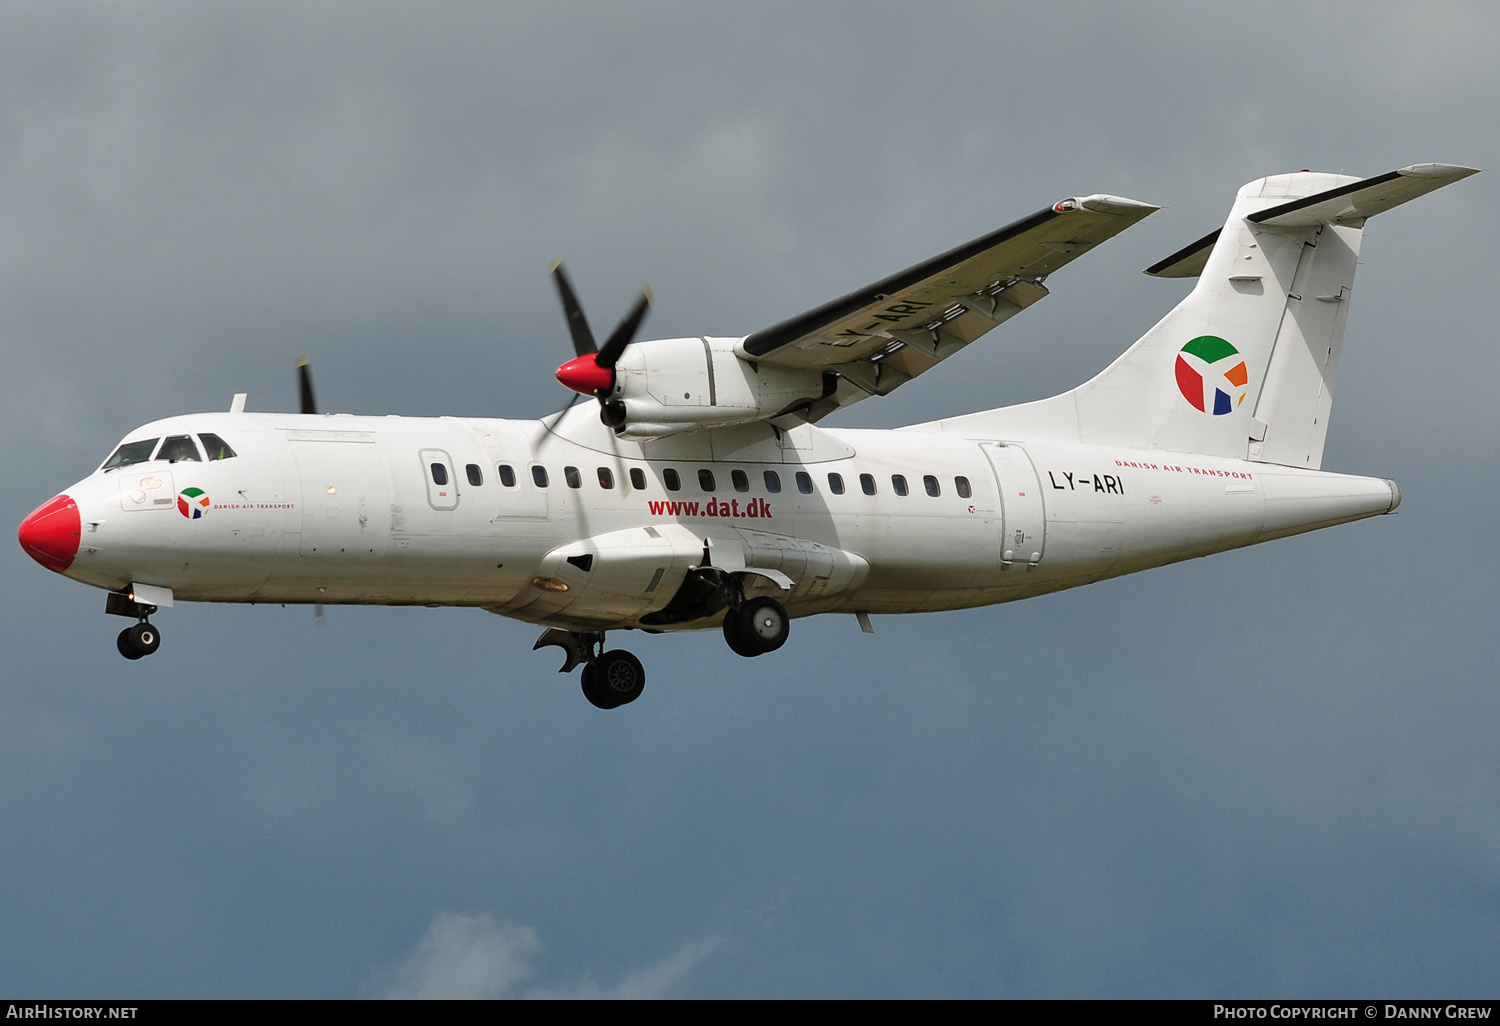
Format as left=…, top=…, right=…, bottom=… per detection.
left=580, top=664, right=619, bottom=710
left=594, top=650, right=645, bottom=707
left=735, top=597, right=789, bottom=654
left=722, top=608, right=759, bottom=658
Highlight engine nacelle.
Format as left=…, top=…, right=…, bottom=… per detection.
left=604, top=337, right=826, bottom=438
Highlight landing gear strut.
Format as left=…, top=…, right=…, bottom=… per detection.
left=534, top=628, right=646, bottom=710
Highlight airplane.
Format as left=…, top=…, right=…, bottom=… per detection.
left=18, top=163, right=1478, bottom=709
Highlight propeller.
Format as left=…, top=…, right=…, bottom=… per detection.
left=297, top=356, right=318, bottom=415
left=550, top=261, right=651, bottom=428
left=297, top=356, right=324, bottom=625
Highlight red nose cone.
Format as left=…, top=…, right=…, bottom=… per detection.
left=19, top=494, right=81, bottom=574
left=555, top=354, right=615, bottom=397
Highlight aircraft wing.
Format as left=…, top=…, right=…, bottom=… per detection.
left=738, top=193, right=1158, bottom=420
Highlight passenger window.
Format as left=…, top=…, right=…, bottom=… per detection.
left=796, top=471, right=813, bottom=494
left=431, top=463, right=449, bottom=486
left=597, top=467, right=614, bottom=489
left=466, top=464, right=483, bottom=487
left=698, top=469, right=716, bottom=492
left=629, top=468, right=646, bottom=490
left=763, top=471, right=782, bottom=494
left=564, top=466, right=582, bottom=489
left=157, top=435, right=202, bottom=463
left=664, top=469, right=681, bottom=491
left=102, top=438, right=160, bottom=471
left=827, top=472, right=845, bottom=495
left=892, top=474, right=909, bottom=497
left=860, top=473, right=876, bottom=496
left=198, top=433, right=237, bottom=461
left=924, top=474, right=940, bottom=497
left=498, top=464, right=517, bottom=487
left=956, top=476, right=972, bottom=499
left=532, top=466, right=549, bottom=488
left=731, top=469, right=749, bottom=493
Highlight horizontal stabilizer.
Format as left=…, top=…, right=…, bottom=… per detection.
left=1145, top=164, right=1479, bottom=278
left=1144, top=228, right=1221, bottom=278
left=1249, top=162, right=1479, bottom=227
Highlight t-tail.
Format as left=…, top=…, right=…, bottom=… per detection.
left=933, top=164, right=1479, bottom=468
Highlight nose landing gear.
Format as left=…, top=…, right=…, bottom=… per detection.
left=106, top=590, right=162, bottom=660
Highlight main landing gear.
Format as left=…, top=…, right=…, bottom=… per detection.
left=534, top=629, right=646, bottom=710
left=534, top=595, right=792, bottom=710
left=106, top=591, right=162, bottom=661
left=722, top=596, right=789, bottom=658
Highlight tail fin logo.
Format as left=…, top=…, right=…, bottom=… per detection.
left=1175, top=336, right=1248, bottom=415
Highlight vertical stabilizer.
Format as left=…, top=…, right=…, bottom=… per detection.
left=928, top=165, right=1477, bottom=467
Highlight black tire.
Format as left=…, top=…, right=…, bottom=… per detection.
left=594, top=650, right=645, bottom=706
left=580, top=664, right=619, bottom=710
left=722, top=608, right=760, bottom=657
left=127, top=622, right=161, bottom=657
left=737, top=597, right=789, bottom=654
left=117, top=627, right=144, bottom=660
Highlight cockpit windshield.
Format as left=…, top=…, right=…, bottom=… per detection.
left=101, top=438, right=159, bottom=471
left=157, top=435, right=202, bottom=462
left=100, top=432, right=238, bottom=472
left=199, top=433, right=237, bottom=460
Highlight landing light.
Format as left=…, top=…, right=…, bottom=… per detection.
left=531, top=576, right=570, bottom=593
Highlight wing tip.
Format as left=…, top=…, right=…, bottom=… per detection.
left=1073, top=193, right=1160, bottom=216
left=1396, top=163, right=1482, bottom=181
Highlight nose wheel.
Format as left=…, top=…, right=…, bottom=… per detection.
left=116, top=621, right=162, bottom=660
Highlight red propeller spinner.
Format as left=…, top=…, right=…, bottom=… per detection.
left=549, top=261, right=650, bottom=407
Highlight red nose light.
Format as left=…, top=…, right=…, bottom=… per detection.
left=19, top=494, right=81, bottom=574
left=555, top=354, right=614, bottom=396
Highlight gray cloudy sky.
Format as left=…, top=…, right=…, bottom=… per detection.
left=3, top=1, right=1498, bottom=999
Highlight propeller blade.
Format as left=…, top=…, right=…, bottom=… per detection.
left=297, top=357, right=317, bottom=415
left=596, top=288, right=652, bottom=369
left=550, top=261, right=598, bottom=358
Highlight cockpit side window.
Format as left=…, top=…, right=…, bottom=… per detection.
left=156, top=435, right=203, bottom=463
left=101, top=438, right=160, bottom=471
left=198, top=433, right=237, bottom=461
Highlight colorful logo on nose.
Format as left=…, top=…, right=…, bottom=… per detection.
left=177, top=487, right=210, bottom=519
left=1175, top=335, right=1248, bottom=415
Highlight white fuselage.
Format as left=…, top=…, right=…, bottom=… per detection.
left=52, top=403, right=1399, bottom=633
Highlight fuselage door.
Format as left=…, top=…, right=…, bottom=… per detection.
left=982, top=442, right=1046, bottom=568
left=420, top=448, right=459, bottom=511
left=289, top=435, right=390, bottom=558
